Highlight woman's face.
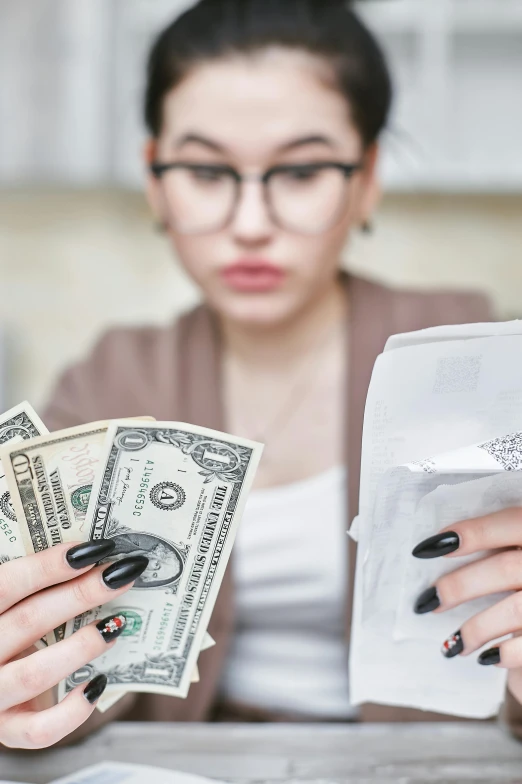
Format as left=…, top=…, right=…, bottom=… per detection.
left=146, top=48, right=380, bottom=327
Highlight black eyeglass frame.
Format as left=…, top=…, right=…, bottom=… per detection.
left=149, top=160, right=363, bottom=235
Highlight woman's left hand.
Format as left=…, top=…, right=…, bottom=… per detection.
left=412, top=507, right=522, bottom=705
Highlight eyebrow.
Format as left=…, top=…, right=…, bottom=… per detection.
left=174, top=133, right=338, bottom=154
left=175, top=133, right=227, bottom=153
left=277, top=134, right=338, bottom=152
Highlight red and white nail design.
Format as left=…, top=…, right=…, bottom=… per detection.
left=96, top=613, right=127, bottom=642
left=441, top=629, right=463, bottom=658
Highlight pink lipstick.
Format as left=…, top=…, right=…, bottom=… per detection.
left=221, top=260, right=286, bottom=293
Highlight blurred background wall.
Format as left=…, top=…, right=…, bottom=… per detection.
left=0, top=0, right=521, bottom=409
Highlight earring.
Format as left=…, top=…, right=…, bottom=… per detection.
left=361, top=220, right=374, bottom=235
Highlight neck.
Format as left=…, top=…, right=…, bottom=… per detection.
left=220, top=275, right=347, bottom=369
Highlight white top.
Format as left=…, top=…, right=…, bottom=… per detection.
left=219, top=465, right=356, bottom=718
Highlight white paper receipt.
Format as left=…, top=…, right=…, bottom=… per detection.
left=350, top=319, right=522, bottom=718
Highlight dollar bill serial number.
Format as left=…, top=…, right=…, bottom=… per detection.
left=0, top=519, right=16, bottom=542
left=154, top=601, right=175, bottom=651
left=134, top=460, right=154, bottom=516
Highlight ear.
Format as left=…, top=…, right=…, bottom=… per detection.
left=353, top=143, right=381, bottom=227
left=143, top=138, right=165, bottom=223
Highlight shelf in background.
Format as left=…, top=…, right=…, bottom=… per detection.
left=1, top=0, right=521, bottom=193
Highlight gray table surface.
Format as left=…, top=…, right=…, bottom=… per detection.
left=2, top=722, right=522, bottom=784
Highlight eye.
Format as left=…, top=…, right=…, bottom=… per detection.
left=279, top=165, right=323, bottom=183
left=189, top=166, right=230, bottom=183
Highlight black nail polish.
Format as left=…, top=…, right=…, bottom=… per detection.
left=412, top=531, right=460, bottom=559
left=83, top=673, right=107, bottom=704
left=442, top=630, right=463, bottom=658
left=96, top=613, right=127, bottom=642
left=66, top=539, right=116, bottom=569
left=478, top=646, right=501, bottom=666
left=102, top=556, right=148, bottom=590
left=414, top=586, right=440, bottom=614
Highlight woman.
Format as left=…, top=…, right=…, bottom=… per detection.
left=2, top=0, right=522, bottom=749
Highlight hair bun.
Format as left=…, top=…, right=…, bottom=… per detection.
left=147, top=0, right=391, bottom=146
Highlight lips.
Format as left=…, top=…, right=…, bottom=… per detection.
left=221, top=261, right=286, bottom=293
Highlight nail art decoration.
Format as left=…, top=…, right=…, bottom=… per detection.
left=441, top=630, right=463, bottom=658
left=96, top=613, right=127, bottom=643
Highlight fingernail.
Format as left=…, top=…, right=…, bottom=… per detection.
left=96, top=613, right=127, bottom=643
left=102, top=556, right=148, bottom=589
left=441, top=630, right=464, bottom=658
left=83, top=673, right=107, bottom=704
left=414, top=586, right=440, bottom=614
left=412, top=531, right=460, bottom=559
left=66, top=539, right=116, bottom=569
left=478, top=646, right=501, bottom=666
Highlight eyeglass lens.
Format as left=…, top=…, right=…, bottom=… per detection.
left=161, top=167, right=236, bottom=234
left=268, top=166, right=351, bottom=234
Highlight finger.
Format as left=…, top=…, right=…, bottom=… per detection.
left=0, top=539, right=117, bottom=614
left=442, top=590, right=522, bottom=656
left=412, top=507, right=522, bottom=559
left=0, top=612, right=127, bottom=711
left=0, top=556, right=147, bottom=663
left=0, top=675, right=108, bottom=749
left=433, top=549, right=522, bottom=610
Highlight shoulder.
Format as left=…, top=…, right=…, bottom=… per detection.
left=42, top=308, right=205, bottom=430
left=351, top=274, right=493, bottom=333
left=391, top=283, right=491, bottom=330
left=71, top=320, right=180, bottom=383
left=79, top=321, right=179, bottom=374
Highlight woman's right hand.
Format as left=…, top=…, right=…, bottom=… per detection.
left=0, top=540, right=148, bottom=750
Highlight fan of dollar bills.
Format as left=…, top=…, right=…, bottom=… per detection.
left=0, top=402, right=262, bottom=713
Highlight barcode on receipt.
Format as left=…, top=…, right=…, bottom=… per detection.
left=433, top=355, right=482, bottom=394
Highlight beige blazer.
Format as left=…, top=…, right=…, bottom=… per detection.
left=42, top=274, right=522, bottom=741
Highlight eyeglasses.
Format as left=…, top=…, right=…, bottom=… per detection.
left=150, top=160, right=363, bottom=235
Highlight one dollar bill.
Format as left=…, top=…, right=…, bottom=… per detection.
left=59, top=421, right=262, bottom=701
left=94, top=633, right=215, bottom=713
left=0, top=401, right=48, bottom=564
left=3, top=421, right=111, bottom=559
left=2, top=418, right=156, bottom=559
left=1, top=418, right=154, bottom=644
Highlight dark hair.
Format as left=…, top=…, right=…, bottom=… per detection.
left=145, top=0, right=392, bottom=148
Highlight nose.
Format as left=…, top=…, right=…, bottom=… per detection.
left=230, top=178, right=274, bottom=245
